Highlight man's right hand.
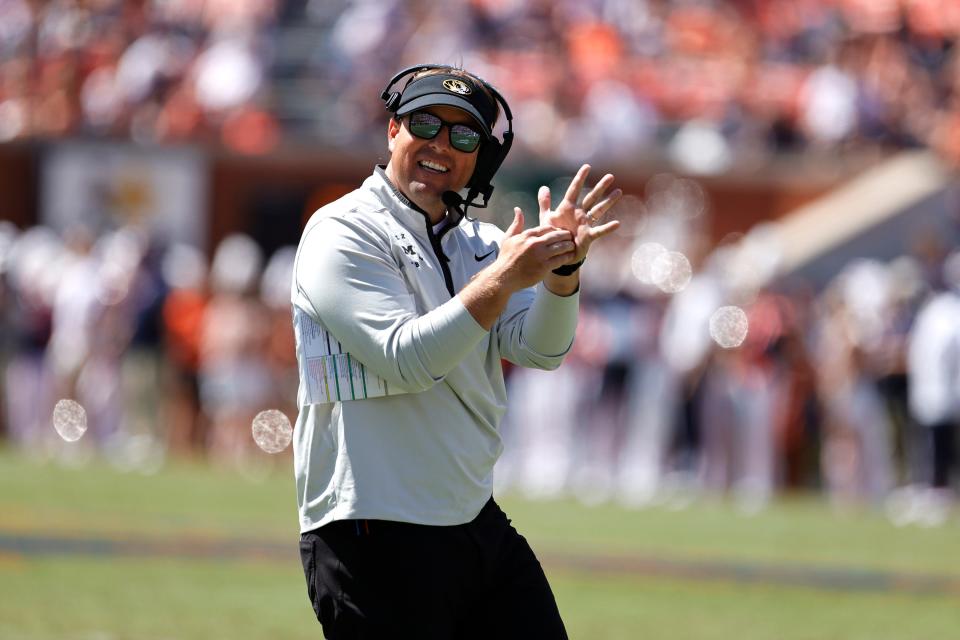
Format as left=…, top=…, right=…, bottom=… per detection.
left=493, top=207, right=577, bottom=292
left=459, top=208, right=575, bottom=330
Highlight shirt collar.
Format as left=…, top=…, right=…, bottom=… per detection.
left=372, top=165, right=464, bottom=230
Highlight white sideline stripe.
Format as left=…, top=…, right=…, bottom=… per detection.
left=776, top=151, right=951, bottom=272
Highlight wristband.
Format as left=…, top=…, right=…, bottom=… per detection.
left=552, top=259, right=584, bottom=276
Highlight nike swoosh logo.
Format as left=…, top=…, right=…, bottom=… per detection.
left=474, top=249, right=496, bottom=262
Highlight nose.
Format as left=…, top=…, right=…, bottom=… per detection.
left=427, top=126, right=453, bottom=152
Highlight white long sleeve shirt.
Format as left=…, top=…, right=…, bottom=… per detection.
left=291, top=167, right=579, bottom=531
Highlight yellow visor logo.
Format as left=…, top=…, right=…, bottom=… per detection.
left=442, top=79, right=472, bottom=95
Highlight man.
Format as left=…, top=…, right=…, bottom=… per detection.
left=292, top=65, right=620, bottom=638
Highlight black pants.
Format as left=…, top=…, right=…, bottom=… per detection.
left=299, top=498, right=567, bottom=639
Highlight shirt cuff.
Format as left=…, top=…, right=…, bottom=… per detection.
left=521, top=283, right=579, bottom=357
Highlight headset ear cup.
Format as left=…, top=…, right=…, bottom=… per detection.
left=467, top=140, right=501, bottom=192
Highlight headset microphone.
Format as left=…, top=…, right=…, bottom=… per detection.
left=441, top=190, right=465, bottom=217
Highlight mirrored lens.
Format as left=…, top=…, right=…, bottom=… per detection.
left=409, top=112, right=442, bottom=140
left=450, top=124, right=481, bottom=152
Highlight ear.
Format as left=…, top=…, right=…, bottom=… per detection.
left=387, top=117, right=400, bottom=152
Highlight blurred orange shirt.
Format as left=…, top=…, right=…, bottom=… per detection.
left=163, top=289, right=206, bottom=372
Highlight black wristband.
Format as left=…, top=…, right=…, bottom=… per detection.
left=552, top=259, right=584, bottom=276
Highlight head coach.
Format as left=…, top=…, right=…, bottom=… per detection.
left=291, top=63, right=621, bottom=638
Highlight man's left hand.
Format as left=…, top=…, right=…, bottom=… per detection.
left=538, top=163, right=622, bottom=265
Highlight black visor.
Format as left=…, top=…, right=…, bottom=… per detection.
left=394, top=74, right=498, bottom=138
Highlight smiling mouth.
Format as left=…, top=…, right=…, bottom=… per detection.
left=418, top=160, right=449, bottom=174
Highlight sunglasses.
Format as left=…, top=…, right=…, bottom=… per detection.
left=406, top=111, right=483, bottom=153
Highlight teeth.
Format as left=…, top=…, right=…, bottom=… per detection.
left=419, top=160, right=448, bottom=173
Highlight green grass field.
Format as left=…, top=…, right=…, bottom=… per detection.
left=2, top=447, right=958, bottom=639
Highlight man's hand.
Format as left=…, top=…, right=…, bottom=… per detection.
left=492, top=207, right=577, bottom=292
left=539, top=163, right=622, bottom=264
left=538, top=164, right=621, bottom=295
left=459, top=208, right=575, bottom=329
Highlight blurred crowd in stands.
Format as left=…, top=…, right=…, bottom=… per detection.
left=3, top=0, right=960, bottom=167
left=1, top=173, right=959, bottom=525
left=0, top=0, right=279, bottom=153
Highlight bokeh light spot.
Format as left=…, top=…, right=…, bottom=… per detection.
left=630, top=242, right=667, bottom=284
left=709, top=306, right=749, bottom=349
left=651, top=251, right=692, bottom=293
left=53, top=399, right=88, bottom=442
left=252, top=409, right=293, bottom=454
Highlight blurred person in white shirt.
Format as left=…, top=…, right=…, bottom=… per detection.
left=906, top=251, right=960, bottom=523
left=199, top=233, right=271, bottom=468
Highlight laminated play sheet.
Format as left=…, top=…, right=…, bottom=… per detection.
left=293, top=307, right=404, bottom=403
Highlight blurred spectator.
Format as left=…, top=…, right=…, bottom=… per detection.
left=4, top=228, right=58, bottom=452
left=199, top=233, right=271, bottom=468
left=906, top=251, right=960, bottom=524
left=117, top=233, right=168, bottom=468
left=616, top=295, right=678, bottom=507
left=698, top=291, right=796, bottom=512
left=47, top=225, right=111, bottom=446
left=161, top=242, right=209, bottom=458
left=814, top=262, right=896, bottom=507
left=496, top=313, right=596, bottom=501
left=0, top=221, right=18, bottom=439
left=43, top=225, right=167, bottom=470
left=259, top=245, right=298, bottom=417
left=769, top=283, right=822, bottom=491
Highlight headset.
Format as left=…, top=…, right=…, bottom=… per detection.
left=381, top=64, right=514, bottom=216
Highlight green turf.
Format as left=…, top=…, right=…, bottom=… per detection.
left=553, top=573, right=960, bottom=640
left=2, top=448, right=959, bottom=639
left=1, top=451, right=295, bottom=539
left=0, top=556, right=316, bottom=640
left=3, top=557, right=958, bottom=640
left=497, top=494, right=960, bottom=577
